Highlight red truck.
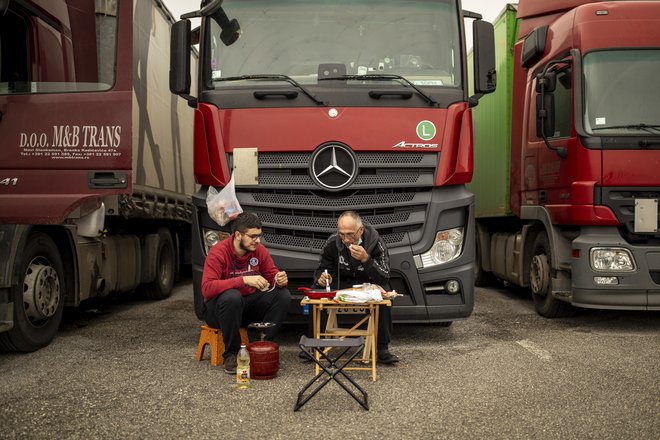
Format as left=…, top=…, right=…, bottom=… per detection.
left=0, top=0, right=196, bottom=351
left=169, top=0, right=496, bottom=323
left=471, top=1, right=660, bottom=316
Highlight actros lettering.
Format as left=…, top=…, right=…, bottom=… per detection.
left=393, top=141, right=438, bottom=149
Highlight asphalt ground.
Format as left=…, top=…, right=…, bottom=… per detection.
left=1, top=280, right=659, bottom=439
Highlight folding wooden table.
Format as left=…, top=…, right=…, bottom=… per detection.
left=300, top=297, right=391, bottom=382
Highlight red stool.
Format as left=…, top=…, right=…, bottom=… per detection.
left=196, top=325, right=249, bottom=367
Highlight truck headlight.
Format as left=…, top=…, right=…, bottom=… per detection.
left=203, top=229, right=229, bottom=254
left=590, top=247, right=635, bottom=272
left=414, top=227, right=464, bottom=269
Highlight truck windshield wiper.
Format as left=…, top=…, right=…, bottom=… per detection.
left=319, top=74, right=438, bottom=106
left=592, top=124, right=660, bottom=134
left=215, top=74, right=326, bottom=105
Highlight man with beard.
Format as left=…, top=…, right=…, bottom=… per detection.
left=312, top=211, right=399, bottom=364
left=202, top=212, right=291, bottom=373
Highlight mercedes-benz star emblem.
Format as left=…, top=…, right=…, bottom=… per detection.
left=310, top=143, right=358, bottom=191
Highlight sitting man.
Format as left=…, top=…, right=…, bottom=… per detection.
left=312, top=210, right=399, bottom=364
left=202, top=212, right=291, bottom=373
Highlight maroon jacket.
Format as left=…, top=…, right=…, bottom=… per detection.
left=201, top=237, right=280, bottom=301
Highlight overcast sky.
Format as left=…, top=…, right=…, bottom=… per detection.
left=461, top=0, right=513, bottom=50
left=162, top=0, right=514, bottom=50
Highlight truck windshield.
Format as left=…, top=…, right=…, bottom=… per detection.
left=583, top=50, right=660, bottom=136
left=206, top=0, right=461, bottom=89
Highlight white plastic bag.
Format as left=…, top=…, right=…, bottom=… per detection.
left=334, top=285, right=383, bottom=303
left=206, top=173, right=243, bottom=226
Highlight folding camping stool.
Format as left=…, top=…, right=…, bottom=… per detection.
left=294, top=335, right=369, bottom=411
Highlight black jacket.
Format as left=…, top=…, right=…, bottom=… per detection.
left=313, top=222, right=390, bottom=289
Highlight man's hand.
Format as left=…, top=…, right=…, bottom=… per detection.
left=317, top=271, right=333, bottom=287
left=243, top=275, right=270, bottom=291
left=275, top=271, right=288, bottom=287
left=349, top=244, right=369, bottom=263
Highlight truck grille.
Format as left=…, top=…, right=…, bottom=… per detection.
left=233, top=151, right=437, bottom=252
left=258, top=172, right=427, bottom=186
left=600, top=187, right=660, bottom=241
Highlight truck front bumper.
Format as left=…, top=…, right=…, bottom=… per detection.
left=571, top=226, right=660, bottom=310
left=192, top=185, right=476, bottom=323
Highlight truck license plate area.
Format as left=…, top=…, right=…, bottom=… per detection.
left=634, top=199, right=658, bottom=233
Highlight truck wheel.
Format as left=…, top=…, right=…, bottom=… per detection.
left=529, top=232, right=575, bottom=318
left=0, top=232, right=65, bottom=352
left=143, top=228, right=175, bottom=300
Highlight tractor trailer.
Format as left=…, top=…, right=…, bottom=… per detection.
left=471, top=1, right=660, bottom=316
left=0, top=0, right=196, bottom=351
left=169, top=0, right=496, bottom=324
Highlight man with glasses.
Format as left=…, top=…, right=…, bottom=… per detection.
left=202, top=212, right=291, bottom=374
left=312, top=211, right=399, bottom=364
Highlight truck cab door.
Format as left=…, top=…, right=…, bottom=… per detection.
left=523, top=62, right=578, bottom=210
left=0, top=0, right=133, bottom=224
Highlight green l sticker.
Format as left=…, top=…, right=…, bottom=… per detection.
left=416, top=120, right=436, bottom=141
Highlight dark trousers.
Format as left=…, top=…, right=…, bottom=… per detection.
left=375, top=303, right=392, bottom=351
left=203, top=287, right=291, bottom=359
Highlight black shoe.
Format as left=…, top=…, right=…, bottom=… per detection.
left=298, top=348, right=313, bottom=363
left=224, top=353, right=238, bottom=374
left=377, top=350, right=400, bottom=364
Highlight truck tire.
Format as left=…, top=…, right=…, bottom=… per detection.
left=0, top=232, right=65, bottom=352
left=529, top=232, right=575, bottom=318
left=143, top=228, right=175, bottom=300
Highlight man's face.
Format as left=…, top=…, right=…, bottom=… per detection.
left=236, top=227, right=262, bottom=252
left=337, top=217, right=363, bottom=247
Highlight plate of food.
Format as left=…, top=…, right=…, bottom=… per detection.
left=297, top=287, right=336, bottom=299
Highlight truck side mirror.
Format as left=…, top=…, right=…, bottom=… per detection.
left=169, top=19, right=191, bottom=96
left=220, top=18, right=241, bottom=46
left=536, top=93, right=555, bottom=138
left=473, top=20, right=496, bottom=95
left=535, top=71, right=556, bottom=93
left=535, top=66, right=567, bottom=157
left=521, top=26, right=548, bottom=68
left=535, top=70, right=556, bottom=138
left=211, top=8, right=241, bottom=46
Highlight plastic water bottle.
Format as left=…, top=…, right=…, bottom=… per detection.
left=303, top=303, right=309, bottom=315
left=236, top=343, right=250, bottom=389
